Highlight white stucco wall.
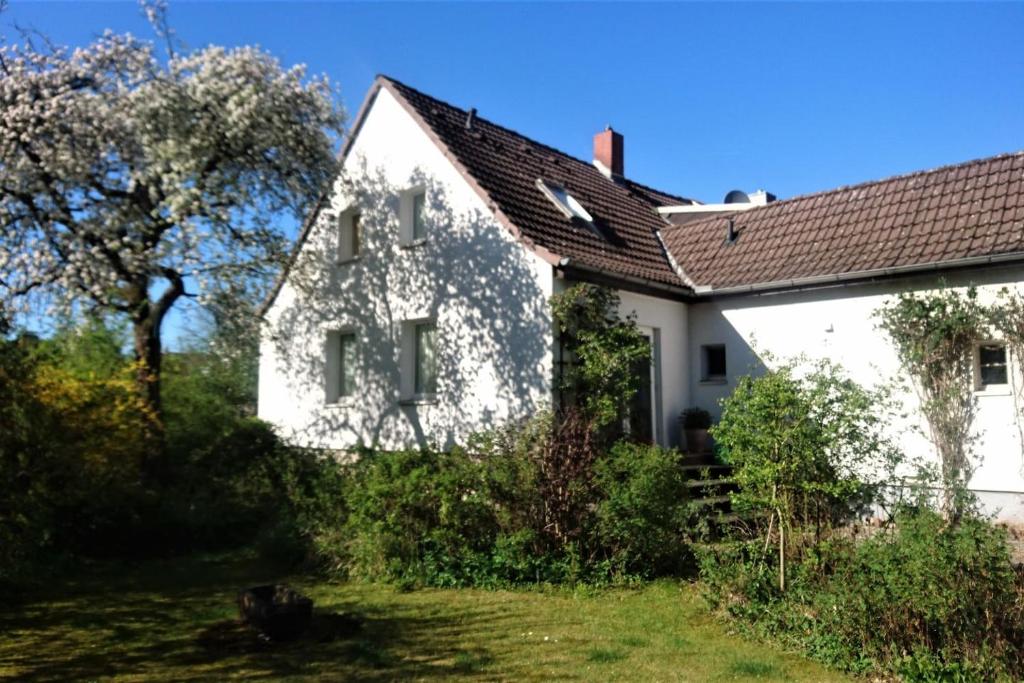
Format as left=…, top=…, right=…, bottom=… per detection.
left=259, top=87, right=555, bottom=450
left=688, top=265, right=1024, bottom=521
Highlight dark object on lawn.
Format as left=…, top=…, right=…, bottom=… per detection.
left=311, top=612, right=364, bottom=643
left=238, top=584, right=313, bottom=641
left=197, top=619, right=271, bottom=654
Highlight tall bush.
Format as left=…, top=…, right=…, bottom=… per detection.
left=710, top=360, right=900, bottom=590
left=0, top=325, right=155, bottom=582
left=341, top=448, right=498, bottom=587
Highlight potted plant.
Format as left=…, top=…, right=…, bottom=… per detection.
left=680, top=407, right=712, bottom=454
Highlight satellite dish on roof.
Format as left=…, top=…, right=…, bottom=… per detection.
left=724, top=189, right=750, bottom=204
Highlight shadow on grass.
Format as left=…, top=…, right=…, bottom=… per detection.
left=0, top=554, right=521, bottom=682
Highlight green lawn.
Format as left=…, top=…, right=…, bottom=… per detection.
left=0, top=554, right=848, bottom=682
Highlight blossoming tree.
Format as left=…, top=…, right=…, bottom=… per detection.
left=0, top=17, right=345, bottom=420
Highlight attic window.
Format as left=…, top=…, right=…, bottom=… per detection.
left=536, top=179, right=594, bottom=224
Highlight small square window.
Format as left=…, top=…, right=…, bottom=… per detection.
left=701, top=345, right=727, bottom=382
left=414, top=323, right=437, bottom=396
left=977, top=343, right=1008, bottom=389
left=338, top=210, right=361, bottom=262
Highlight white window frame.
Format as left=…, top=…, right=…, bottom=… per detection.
left=700, top=344, right=728, bottom=384
left=399, top=318, right=438, bottom=403
left=536, top=179, right=594, bottom=222
left=536, top=178, right=606, bottom=239
left=337, top=208, right=362, bottom=263
left=974, top=340, right=1011, bottom=395
left=414, top=322, right=437, bottom=397
left=399, top=186, right=428, bottom=246
left=325, top=330, right=358, bottom=404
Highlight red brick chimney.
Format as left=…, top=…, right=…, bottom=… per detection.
left=593, top=127, right=624, bottom=177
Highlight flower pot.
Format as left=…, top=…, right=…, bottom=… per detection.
left=684, top=428, right=709, bottom=454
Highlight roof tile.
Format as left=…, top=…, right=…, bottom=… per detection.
left=660, top=151, right=1024, bottom=290
left=383, top=77, right=689, bottom=286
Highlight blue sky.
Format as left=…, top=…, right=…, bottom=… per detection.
left=5, top=1, right=1023, bottom=345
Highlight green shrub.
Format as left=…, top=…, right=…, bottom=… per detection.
left=0, top=333, right=57, bottom=586
left=701, top=356, right=1023, bottom=680
left=339, top=448, right=497, bottom=586
left=700, top=509, right=1024, bottom=680
left=550, top=284, right=650, bottom=434
left=0, top=314, right=305, bottom=581
left=0, top=326, right=154, bottom=581
left=711, top=360, right=900, bottom=590
left=809, top=510, right=1024, bottom=680
left=295, top=414, right=696, bottom=588
left=592, top=441, right=692, bottom=578
left=257, top=444, right=352, bottom=569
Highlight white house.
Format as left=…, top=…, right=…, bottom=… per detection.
left=259, top=75, right=1024, bottom=521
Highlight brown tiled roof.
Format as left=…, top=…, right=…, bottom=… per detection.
left=660, top=151, right=1024, bottom=291
left=262, top=76, right=1024, bottom=317
left=382, top=76, right=692, bottom=286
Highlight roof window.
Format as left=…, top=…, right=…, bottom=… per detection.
left=536, top=179, right=594, bottom=223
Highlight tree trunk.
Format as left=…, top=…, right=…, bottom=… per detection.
left=132, top=313, right=163, bottom=419
left=778, top=514, right=786, bottom=592
left=128, top=273, right=183, bottom=425
left=127, top=275, right=184, bottom=479
left=130, top=309, right=165, bottom=481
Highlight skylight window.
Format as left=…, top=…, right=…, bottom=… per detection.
left=536, top=179, right=594, bottom=223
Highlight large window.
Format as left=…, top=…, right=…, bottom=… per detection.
left=701, top=344, right=727, bottom=383
left=976, top=342, right=1008, bottom=390
left=414, top=322, right=437, bottom=396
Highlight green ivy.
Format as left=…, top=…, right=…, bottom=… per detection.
left=550, top=284, right=650, bottom=433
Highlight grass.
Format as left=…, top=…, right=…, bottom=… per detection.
left=0, top=553, right=850, bottom=682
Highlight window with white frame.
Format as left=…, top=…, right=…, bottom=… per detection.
left=337, top=210, right=361, bottom=262
left=701, top=344, right=727, bottom=383
left=325, top=331, right=357, bottom=403
left=536, top=178, right=594, bottom=223
left=414, top=322, right=437, bottom=396
left=399, top=187, right=428, bottom=244
left=413, top=191, right=427, bottom=240
left=536, top=178, right=607, bottom=239
left=976, top=342, right=1009, bottom=390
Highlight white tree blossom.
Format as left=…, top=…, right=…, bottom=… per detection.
left=0, top=22, right=344, bottom=415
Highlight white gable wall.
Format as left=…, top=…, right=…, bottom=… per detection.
left=689, top=265, right=1024, bottom=521
left=259, top=87, right=556, bottom=451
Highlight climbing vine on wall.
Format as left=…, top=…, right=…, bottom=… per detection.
left=876, top=286, right=989, bottom=523
left=549, top=283, right=650, bottom=435
left=987, top=288, right=1024, bottom=473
